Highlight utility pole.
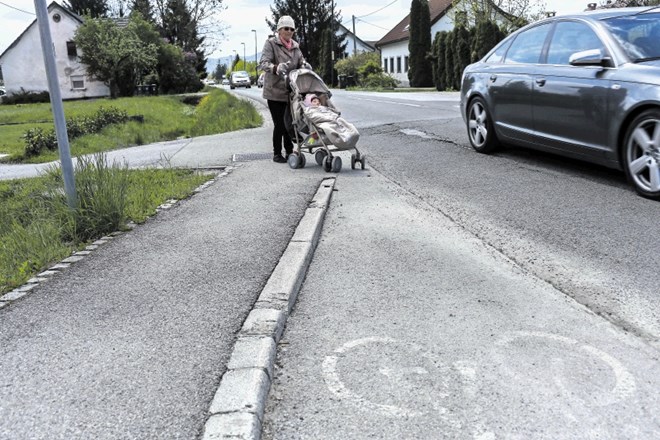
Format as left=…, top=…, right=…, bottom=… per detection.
left=251, top=29, right=258, bottom=82
left=352, top=15, right=357, bottom=55
left=331, top=0, right=334, bottom=86
left=241, top=42, right=246, bottom=71
left=34, top=0, right=76, bottom=209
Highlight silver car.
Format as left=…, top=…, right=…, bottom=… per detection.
left=461, top=6, right=660, bottom=200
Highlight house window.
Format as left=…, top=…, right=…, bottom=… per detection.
left=397, top=57, right=402, bottom=73
left=71, top=75, right=85, bottom=89
left=404, top=56, right=409, bottom=72
left=66, top=41, right=77, bottom=57
left=389, top=57, right=394, bottom=73
left=383, top=59, right=388, bottom=73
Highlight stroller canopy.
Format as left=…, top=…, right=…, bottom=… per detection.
left=288, top=69, right=332, bottom=98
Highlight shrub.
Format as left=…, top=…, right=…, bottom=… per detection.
left=359, top=73, right=399, bottom=90
left=2, top=88, right=50, bottom=105
left=23, top=106, right=130, bottom=157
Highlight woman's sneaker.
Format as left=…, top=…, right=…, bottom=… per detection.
left=273, top=154, right=287, bottom=163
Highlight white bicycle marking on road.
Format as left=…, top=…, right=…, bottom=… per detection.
left=495, top=331, right=637, bottom=405
left=321, top=336, right=452, bottom=418
left=322, top=333, right=638, bottom=439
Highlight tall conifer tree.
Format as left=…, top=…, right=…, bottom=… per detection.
left=408, top=0, right=433, bottom=87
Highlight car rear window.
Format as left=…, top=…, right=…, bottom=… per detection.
left=503, top=23, right=552, bottom=64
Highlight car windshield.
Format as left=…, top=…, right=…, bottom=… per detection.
left=602, top=11, right=660, bottom=62
left=233, top=71, right=249, bottom=77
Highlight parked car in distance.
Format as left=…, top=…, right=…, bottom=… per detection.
left=257, top=72, right=265, bottom=88
left=230, top=71, right=251, bottom=89
left=0, top=86, right=5, bottom=96
left=461, top=6, right=660, bottom=200
left=222, top=78, right=230, bottom=85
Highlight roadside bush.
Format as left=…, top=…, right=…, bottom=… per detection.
left=23, top=106, right=130, bottom=157
left=1, top=88, right=50, bottom=105
left=359, top=73, right=399, bottom=90
left=335, top=52, right=381, bottom=83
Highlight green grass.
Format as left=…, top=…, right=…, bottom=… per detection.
left=0, top=159, right=213, bottom=293
left=0, top=89, right=262, bottom=163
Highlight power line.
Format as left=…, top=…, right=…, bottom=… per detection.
left=355, top=0, right=398, bottom=19
left=0, top=1, right=35, bottom=15
left=355, top=17, right=390, bottom=31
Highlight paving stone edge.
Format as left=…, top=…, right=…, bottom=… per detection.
left=201, top=177, right=336, bottom=440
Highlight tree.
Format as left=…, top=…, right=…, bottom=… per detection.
left=74, top=15, right=159, bottom=97
left=443, top=31, right=455, bottom=90
left=452, top=0, right=546, bottom=33
left=267, top=0, right=347, bottom=85
left=158, top=0, right=207, bottom=78
left=157, top=44, right=203, bottom=93
left=214, top=63, right=227, bottom=80
left=130, top=0, right=154, bottom=22
left=597, top=0, right=660, bottom=6
left=452, top=26, right=471, bottom=91
left=65, top=0, right=109, bottom=17
left=408, top=0, right=433, bottom=87
left=432, top=31, right=449, bottom=91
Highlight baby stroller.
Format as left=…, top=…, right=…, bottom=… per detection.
left=283, top=68, right=366, bottom=173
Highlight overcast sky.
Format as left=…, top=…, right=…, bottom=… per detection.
left=1, top=0, right=587, bottom=59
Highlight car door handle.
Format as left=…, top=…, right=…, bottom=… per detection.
left=535, top=77, right=546, bottom=86
left=489, top=75, right=497, bottom=83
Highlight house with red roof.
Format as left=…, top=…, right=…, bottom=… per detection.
left=375, top=0, right=455, bottom=87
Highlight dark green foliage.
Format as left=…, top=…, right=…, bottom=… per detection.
left=453, top=26, right=471, bottom=91
left=1, top=89, right=50, bottom=105
left=64, top=0, right=109, bottom=18
left=23, top=107, right=129, bottom=157
left=158, top=0, right=207, bottom=78
left=130, top=0, right=154, bottom=23
left=432, top=32, right=448, bottom=91
left=214, top=63, right=228, bottom=80
left=471, top=21, right=505, bottom=63
left=443, top=32, right=454, bottom=90
left=408, top=0, right=433, bottom=87
left=268, top=0, right=346, bottom=85
left=156, top=44, right=203, bottom=94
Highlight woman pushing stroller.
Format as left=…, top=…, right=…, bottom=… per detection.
left=259, top=15, right=311, bottom=163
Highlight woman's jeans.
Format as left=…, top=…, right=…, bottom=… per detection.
left=267, top=100, right=293, bottom=157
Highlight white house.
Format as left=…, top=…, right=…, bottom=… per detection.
left=0, top=1, right=109, bottom=100
left=338, top=23, right=376, bottom=58
left=376, top=0, right=456, bottom=87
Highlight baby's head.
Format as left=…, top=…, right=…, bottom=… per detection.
left=305, top=93, right=321, bottom=107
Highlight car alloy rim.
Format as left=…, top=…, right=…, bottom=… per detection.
left=627, top=118, right=660, bottom=193
left=469, top=102, right=488, bottom=148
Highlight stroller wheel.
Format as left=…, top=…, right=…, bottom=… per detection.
left=315, top=149, right=328, bottom=167
left=287, top=153, right=300, bottom=169
left=331, top=156, right=342, bottom=173
left=323, top=156, right=332, bottom=172
left=351, top=154, right=357, bottom=170
left=299, top=152, right=307, bottom=168
left=360, top=154, right=367, bottom=170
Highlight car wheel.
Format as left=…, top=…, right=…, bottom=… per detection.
left=623, top=109, right=660, bottom=200
left=467, top=97, right=499, bottom=153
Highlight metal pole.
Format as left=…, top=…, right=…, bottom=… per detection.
left=352, top=15, right=357, bottom=55
left=251, top=29, right=257, bottom=82
left=331, top=0, right=334, bottom=86
left=34, top=0, right=76, bottom=209
left=241, top=42, right=246, bottom=71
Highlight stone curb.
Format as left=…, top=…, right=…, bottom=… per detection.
left=201, top=177, right=336, bottom=440
left=0, top=167, right=234, bottom=309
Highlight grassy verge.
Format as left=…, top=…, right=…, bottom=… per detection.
left=0, top=88, right=262, bottom=163
left=0, top=154, right=213, bottom=294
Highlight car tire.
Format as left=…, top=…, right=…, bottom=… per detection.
left=623, top=109, right=660, bottom=200
left=467, top=97, right=500, bottom=154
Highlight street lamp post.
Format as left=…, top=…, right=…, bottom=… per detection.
left=232, top=49, right=237, bottom=70
left=241, top=42, right=246, bottom=71
left=251, top=29, right=257, bottom=82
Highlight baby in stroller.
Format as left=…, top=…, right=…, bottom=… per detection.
left=284, top=68, right=366, bottom=172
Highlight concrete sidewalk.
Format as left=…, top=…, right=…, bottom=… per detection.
left=0, top=117, right=335, bottom=439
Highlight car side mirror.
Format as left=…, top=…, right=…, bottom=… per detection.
left=569, top=49, right=612, bottom=67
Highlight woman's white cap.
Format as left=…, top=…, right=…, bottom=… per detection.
left=277, top=15, right=295, bottom=30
